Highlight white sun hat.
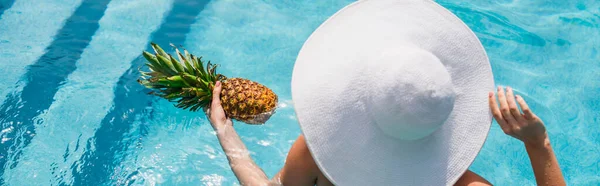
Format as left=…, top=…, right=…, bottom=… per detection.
left=291, top=0, right=494, bottom=185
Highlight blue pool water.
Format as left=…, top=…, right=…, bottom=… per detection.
left=0, top=0, right=598, bottom=185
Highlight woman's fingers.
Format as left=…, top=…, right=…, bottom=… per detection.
left=497, top=86, right=517, bottom=124
left=211, top=81, right=223, bottom=109
left=489, top=91, right=509, bottom=132
left=515, top=95, right=535, bottom=120
left=505, top=87, right=524, bottom=121
left=209, top=81, right=229, bottom=123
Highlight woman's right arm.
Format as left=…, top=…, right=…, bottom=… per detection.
left=489, top=86, right=566, bottom=186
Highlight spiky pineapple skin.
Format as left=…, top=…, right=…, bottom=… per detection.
left=220, top=78, right=277, bottom=124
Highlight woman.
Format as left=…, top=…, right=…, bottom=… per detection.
left=206, top=0, right=565, bottom=185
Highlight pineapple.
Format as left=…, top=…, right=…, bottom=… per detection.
left=138, top=43, right=278, bottom=124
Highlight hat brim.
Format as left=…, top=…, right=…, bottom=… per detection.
left=291, top=0, right=494, bottom=185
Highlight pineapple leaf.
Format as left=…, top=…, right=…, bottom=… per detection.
left=217, top=74, right=227, bottom=81
left=208, top=63, right=218, bottom=82
left=197, top=77, right=210, bottom=90
left=141, top=70, right=162, bottom=77
left=173, top=47, right=189, bottom=70
left=149, top=53, right=170, bottom=72
left=142, top=51, right=169, bottom=75
left=144, top=63, right=158, bottom=73
left=156, top=55, right=178, bottom=76
left=176, top=98, right=197, bottom=109
left=195, top=56, right=208, bottom=80
left=196, top=80, right=209, bottom=91
left=156, top=76, right=188, bottom=88
left=206, top=61, right=213, bottom=82
left=189, top=104, right=203, bottom=112
left=164, top=92, right=180, bottom=101
left=195, top=91, right=209, bottom=98
left=198, top=94, right=210, bottom=101
left=172, top=75, right=191, bottom=87
left=171, top=43, right=186, bottom=66
left=181, top=74, right=200, bottom=87
left=138, top=80, right=167, bottom=89
left=178, top=52, right=195, bottom=75
left=198, top=98, right=211, bottom=106
left=139, top=43, right=228, bottom=112
left=191, top=55, right=202, bottom=76
left=169, top=54, right=186, bottom=73
left=184, top=48, right=192, bottom=62
left=151, top=42, right=169, bottom=58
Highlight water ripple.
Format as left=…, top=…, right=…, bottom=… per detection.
left=440, top=2, right=547, bottom=46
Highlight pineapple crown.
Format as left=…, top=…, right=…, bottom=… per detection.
left=138, top=43, right=226, bottom=111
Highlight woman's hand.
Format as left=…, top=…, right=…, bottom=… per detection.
left=489, top=86, right=549, bottom=148
left=206, top=81, right=233, bottom=130
left=490, top=86, right=565, bottom=186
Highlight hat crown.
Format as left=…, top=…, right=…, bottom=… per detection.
left=366, top=46, right=456, bottom=140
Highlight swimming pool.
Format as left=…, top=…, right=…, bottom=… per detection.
left=0, top=0, right=598, bottom=185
